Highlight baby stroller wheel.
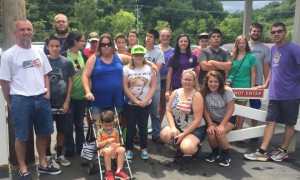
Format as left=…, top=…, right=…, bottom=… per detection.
left=87, top=163, right=95, bottom=175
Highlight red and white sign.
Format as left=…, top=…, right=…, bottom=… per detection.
left=232, top=88, right=265, bottom=99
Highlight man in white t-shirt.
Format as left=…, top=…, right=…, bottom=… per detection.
left=144, top=29, right=165, bottom=143
left=248, top=23, right=271, bottom=131
left=0, top=19, right=61, bottom=179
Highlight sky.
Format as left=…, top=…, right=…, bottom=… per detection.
left=222, top=1, right=280, bottom=13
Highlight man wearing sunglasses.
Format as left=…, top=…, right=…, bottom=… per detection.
left=244, top=22, right=300, bottom=162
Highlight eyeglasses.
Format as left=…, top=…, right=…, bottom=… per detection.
left=74, top=59, right=81, bottom=70
left=270, top=29, right=285, bottom=34
left=160, top=35, right=170, bottom=39
left=182, top=79, right=194, bottom=83
left=99, top=42, right=113, bottom=47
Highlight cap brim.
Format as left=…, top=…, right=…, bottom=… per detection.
left=89, top=38, right=99, bottom=42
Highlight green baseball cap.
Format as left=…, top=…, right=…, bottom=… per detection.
left=131, top=45, right=146, bottom=55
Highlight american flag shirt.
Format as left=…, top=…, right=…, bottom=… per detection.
left=171, top=90, right=199, bottom=132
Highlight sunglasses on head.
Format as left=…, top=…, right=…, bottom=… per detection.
left=270, top=29, right=285, bottom=34
left=99, top=42, right=113, bottom=47
left=74, top=59, right=81, bottom=70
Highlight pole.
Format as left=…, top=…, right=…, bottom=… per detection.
left=2, top=0, right=35, bottom=166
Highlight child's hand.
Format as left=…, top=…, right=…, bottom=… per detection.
left=107, top=138, right=114, bottom=144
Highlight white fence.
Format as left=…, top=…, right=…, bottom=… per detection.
left=0, top=88, right=9, bottom=166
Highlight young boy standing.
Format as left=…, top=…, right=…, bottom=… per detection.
left=45, top=35, right=75, bottom=166
left=97, top=110, right=129, bottom=180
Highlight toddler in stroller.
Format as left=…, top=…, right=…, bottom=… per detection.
left=97, top=110, right=129, bottom=180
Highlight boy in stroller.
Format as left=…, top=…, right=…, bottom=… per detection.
left=97, top=110, right=129, bottom=180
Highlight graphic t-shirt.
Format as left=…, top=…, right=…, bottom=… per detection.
left=205, top=87, right=235, bottom=124
left=123, top=64, right=155, bottom=105
left=269, top=42, right=300, bottom=100
left=48, top=55, right=75, bottom=108
left=0, top=45, right=52, bottom=96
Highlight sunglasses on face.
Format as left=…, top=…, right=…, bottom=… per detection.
left=270, top=29, right=285, bottom=34
left=74, top=59, right=81, bottom=70
left=99, top=42, right=113, bottom=47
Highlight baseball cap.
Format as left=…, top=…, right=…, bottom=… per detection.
left=88, top=32, right=99, bottom=42
left=131, top=45, right=146, bottom=55
left=198, top=32, right=208, bottom=40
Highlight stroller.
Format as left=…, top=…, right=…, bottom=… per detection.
left=84, top=105, right=133, bottom=180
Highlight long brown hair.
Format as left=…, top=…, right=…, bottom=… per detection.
left=200, top=71, right=225, bottom=98
left=232, top=35, right=251, bottom=60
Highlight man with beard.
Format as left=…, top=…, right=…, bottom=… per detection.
left=248, top=23, right=270, bottom=131
left=0, top=19, right=61, bottom=179
left=44, top=14, right=69, bottom=55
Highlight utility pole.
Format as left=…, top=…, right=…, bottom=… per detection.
left=135, top=4, right=140, bottom=34
left=1, top=0, right=35, bottom=166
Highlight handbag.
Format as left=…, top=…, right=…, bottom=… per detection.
left=225, top=55, right=246, bottom=87
left=81, top=122, right=97, bottom=160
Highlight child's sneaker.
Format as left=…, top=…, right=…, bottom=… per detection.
left=126, top=150, right=133, bottom=160
left=270, top=148, right=288, bottom=161
left=19, top=171, right=32, bottom=180
left=219, top=153, right=231, bottom=167
left=244, top=149, right=268, bottom=161
left=105, top=170, right=114, bottom=180
left=205, top=153, right=219, bottom=162
left=115, top=170, right=129, bottom=180
left=38, top=165, right=61, bottom=175
left=141, top=150, right=149, bottom=160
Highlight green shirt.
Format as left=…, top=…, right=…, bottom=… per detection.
left=228, top=53, right=257, bottom=88
left=66, top=50, right=86, bottom=100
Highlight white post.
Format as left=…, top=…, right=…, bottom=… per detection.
left=0, top=87, right=9, bottom=166
left=243, top=0, right=253, bottom=39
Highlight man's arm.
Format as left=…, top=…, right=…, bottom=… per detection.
left=263, top=62, right=270, bottom=82
left=209, top=60, right=232, bottom=71
left=44, top=75, right=50, bottom=99
left=0, top=80, right=11, bottom=107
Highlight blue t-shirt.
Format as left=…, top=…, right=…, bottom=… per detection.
left=269, top=42, right=300, bottom=100
left=91, top=54, right=125, bottom=107
left=154, top=44, right=174, bottom=79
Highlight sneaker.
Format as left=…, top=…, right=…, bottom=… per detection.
left=141, top=150, right=149, bottom=160
left=115, top=170, right=129, bottom=180
left=106, top=170, right=114, bottom=180
left=244, top=149, right=268, bottom=162
left=38, top=165, right=61, bottom=175
left=19, top=171, right=32, bottom=180
left=147, top=127, right=152, bottom=134
left=270, top=148, right=288, bottom=161
left=46, top=155, right=52, bottom=166
left=174, top=149, right=184, bottom=162
left=126, top=150, right=133, bottom=160
left=219, top=153, right=231, bottom=167
left=55, top=155, right=71, bottom=166
left=205, top=153, right=220, bottom=163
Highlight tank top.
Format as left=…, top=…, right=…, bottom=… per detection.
left=91, top=54, right=125, bottom=107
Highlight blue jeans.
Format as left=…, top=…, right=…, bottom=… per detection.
left=11, top=93, right=53, bottom=141
left=65, top=99, right=87, bottom=154
left=125, top=104, right=150, bottom=150
left=150, top=90, right=161, bottom=138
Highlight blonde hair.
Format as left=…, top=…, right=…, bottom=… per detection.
left=54, top=14, right=68, bottom=22
left=182, top=69, right=198, bottom=90
left=232, top=35, right=251, bottom=60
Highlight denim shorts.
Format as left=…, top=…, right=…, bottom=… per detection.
left=91, top=105, right=124, bottom=116
left=176, top=125, right=207, bottom=142
left=266, top=99, right=300, bottom=125
left=250, top=99, right=262, bottom=109
left=11, top=93, right=54, bottom=141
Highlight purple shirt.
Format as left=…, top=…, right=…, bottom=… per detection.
left=168, top=53, right=198, bottom=88
left=269, top=42, right=300, bottom=100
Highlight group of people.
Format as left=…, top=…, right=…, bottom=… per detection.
left=0, top=12, right=299, bottom=180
